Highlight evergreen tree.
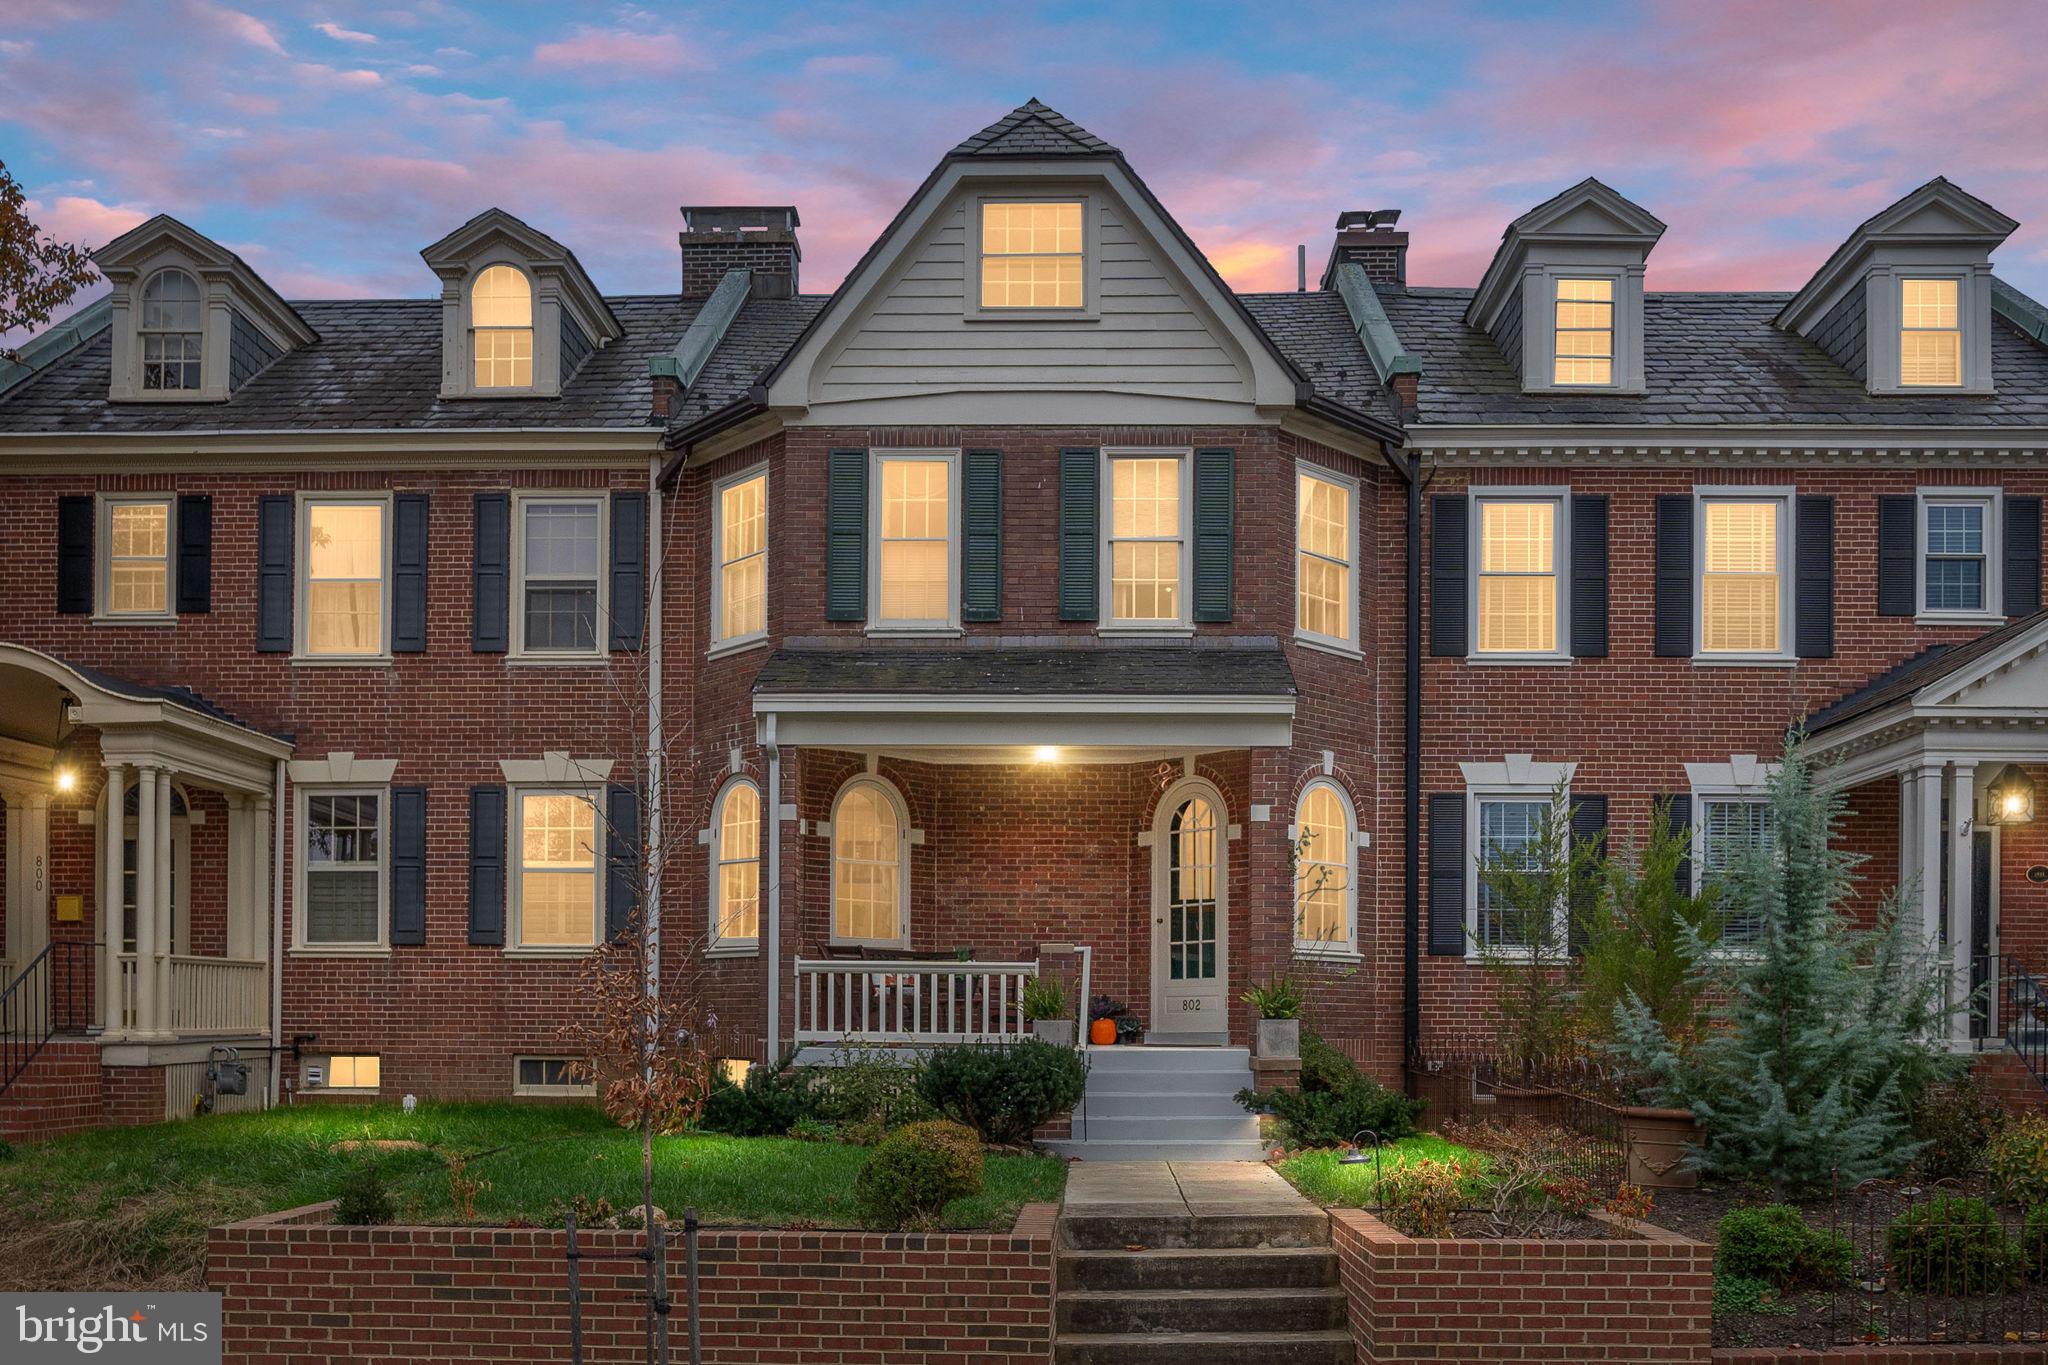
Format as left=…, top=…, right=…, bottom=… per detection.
left=1473, top=780, right=1601, bottom=1080
left=1578, top=799, right=1720, bottom=1053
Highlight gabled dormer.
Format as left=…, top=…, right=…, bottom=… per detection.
left=420, top=209, right=623, bottom=401
left=1775, top=178, right=2017, bottom=397
left=1463, top=178, right=1665, bottom=396
left=94, top=215, right=317, bottom=403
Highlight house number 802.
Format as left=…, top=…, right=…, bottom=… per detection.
left=1180, top=998, right=1202, bottom=1011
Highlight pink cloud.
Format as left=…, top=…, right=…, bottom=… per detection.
left=313, top=21, right=377, bottom=44
left=190, top=2, right=283, bottom=55
left=532, top=26, right=705, bottom=75
left=27, top=194, right=151, bottom=250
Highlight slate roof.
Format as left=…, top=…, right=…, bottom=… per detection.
left=753, top=643, right=1297, bottom=697
left=667, top=295, right=827, bottom=428
left=1241, top=291, right=1399, bottom=423
left=1807, top=609, right=2048, bottom=732
left=950, top=99, right=1118, bottom=158
left=60, top=653, right=286, bottom=740
left=1378, top=285, right=2048, bottom=428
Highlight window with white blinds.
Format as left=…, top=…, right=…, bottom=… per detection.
left=716, top=471, right=767, bottom=644
left=1475, top=797, right=1551, bottom=949
left=1553, top=278, right=1614, bottom=386
left=1109, top=455, right=1185, bottom=625
left=1699, top=499, right=1784, bottom=655
left=1476, top=497, right=1561, bottom=654
left=1899, top=279, right=1961, bottom=388
left=874, top=455, right=955, bottom=628
left=1701, top=797, right=1773, bottom=945
left=1296, top=469, right=1355, bottom=646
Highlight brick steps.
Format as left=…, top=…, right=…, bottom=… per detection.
left=1971, top=1048, right=2048, bottom=1114
left=1054, top=1329, right=1354, bottom=1365
left=0, top=1038, right=104, bottom=1142
left=1059, top=1285, right=1348, bottom=1335
left=1058, top=1244, right=1339, bottom=1291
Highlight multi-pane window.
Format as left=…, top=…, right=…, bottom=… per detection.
left=1295, top=783, right=1352, bottom=951
left=1167, top=795, right=1219, bottom=982
left=1699, top=499, right=1782, bottom=655
left=303, top=500, right=387, bottom=656
left=1899, top=279, right=1961, bottom=387
left=1476, top=498, right=1560, bottom=654
left=1553, top=278, right=1614, bottom=386
left=1923, top=499, right=1990, bottom=613
left=140, top=268, right=203, bottom=392
left=519, top=498, right=602, bottom=654
left=304, top=792, right=382, bottom=946
left=832, top=780, right=903, bottom=944
left=1475, top=798, right=1550, bottom=950
left=325, top=1054, right=380, bottom=1090
left=713, top=781, right=761, bottom=944
left=1109, top=456, right=1184, bottom=624
left=716, top=472, right=767, bottom=644
left=472, top=264, right=534, bottom=388
left=1297, top=470, right=1354, bottom=645
left=875, top=456, right=953, bottom=626
left=980, top=201, right=1084, bottom=309
left=515, top=1057, right=591, bottom=1094
left=106, top=499, right=172, bottom=615
left=517, top=791, right=599, bottom=948
left=1701, top=798, right=1774, bottom=946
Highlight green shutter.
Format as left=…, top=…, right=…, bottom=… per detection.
left=962, top=448, right=1003, bottom=622
left=825, top=449, right=867, bottom=622
left=1192, top=448, right=1235, bottom=623
left=1058, top=447, right=1099, bottom=622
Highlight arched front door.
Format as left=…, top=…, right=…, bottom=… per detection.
left=1149, top=779, right=1228, bottom=1040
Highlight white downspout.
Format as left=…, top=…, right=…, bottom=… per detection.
left=269, top=756, right=285, bottom=1104
left=765, top=714, right=782, bottom=1060
left=646, top=454, right=664, bottom=1001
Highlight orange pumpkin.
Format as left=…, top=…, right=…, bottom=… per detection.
left=1089, top=1017, right=1117, bottom=1046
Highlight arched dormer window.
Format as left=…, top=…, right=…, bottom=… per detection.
left=140, top=268, right=203, bottom=392
left=831, top=776, right=909, bottom=947
left=471, top=264, right=534, bottom=389
left=710, top=779, right=761, bottom=948
left=1294, top=780, right=1357, bottom=957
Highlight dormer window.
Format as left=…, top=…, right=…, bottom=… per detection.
left=1552, top=279, right=1614, bottom=386
left=139, top=268, right=203, bottom=392
left=471, top=265, right=534, bottom=389
left=1899, top=278, right=1961, bottom=387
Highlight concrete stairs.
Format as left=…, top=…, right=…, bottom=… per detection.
left=0, top=1038, right=102, bottom=1142
left=1044, top=1045, right=1267, bottom=1162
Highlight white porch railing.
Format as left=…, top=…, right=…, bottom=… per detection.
left=794, top=958, right=1038, bottom=1046
left=115, top=953, right=267, bottom=1035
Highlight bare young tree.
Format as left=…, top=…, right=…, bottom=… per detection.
left=0, top=160, right=99, bottom=361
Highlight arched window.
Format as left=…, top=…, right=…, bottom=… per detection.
left=471, top=264, right=534, bottom=388
left=711, top=779, right=760, bottom=945
left=831, top=777, right=907, bottom=946
left=1295, top=781, right=1356, bottom=955
left=140, top=268, right=203, bottom=391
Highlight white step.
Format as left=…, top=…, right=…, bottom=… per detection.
left=1085, top=1046, right=1250, bottom=1072
left=1074, top=1114, right=1260, bottom=1142
left=1044, top=1138, right=1272, bottom=1162
left=1077, top=1090, right=1252, bottom=1119
left=1078, top=1067, right=1253, bottom=1094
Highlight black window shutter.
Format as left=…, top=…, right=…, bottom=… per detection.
left=1662, top=794, right=1693, bottom=896
left=1427, top=793, right=1467, bottom=956
left=1058, top=447, right=1099, bottom=622
left=472, top=492, right=510, bottom=652
left=1568, top=794, right=1609, bottom=955
left=56, top=495, right=93, bottom=614
left=825, top=449, right=868, bottom=622
left=393, top=493, right=428, bottom=652
left=605, top=782, right=640, bottom=943
left=1795, top=495, right=1834, bottom=658
left=1569, top=495, right=1609, bottom=658
left=2005, top=495, right=2041, bottom=618
left=1877, top=494, right=1917, bottom=617
left=176, top=494, right=212, bottom=614
left=609, top=491, right=647, bottom=651
left=961, top=448, right=1003, bottom=622
left=1192, top=447, right=1235, bottom=623
left=390, top=786, right=426, bottom=946
left=1430, top=494, right=1469, bottom=657
left=1653, top=494, right=1694, bottom=657
left=256, top=494, right=293, bottom=651
left=467, top=785, right=506, bottom=946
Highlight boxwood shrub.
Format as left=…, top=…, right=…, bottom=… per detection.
left=855, top=1120, right=984, bottom=1229
left=1885, top=1195, right=2015, bottom=1295
left=916, top=1039, right=1086, bottom=1146
left=1714, top=1205, right=1853, bottom=1290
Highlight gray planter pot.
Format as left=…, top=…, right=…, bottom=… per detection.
left=1030, top=1019, right=1076, bottom=1048
left=1256, top=1018, right=1300, bottom=1060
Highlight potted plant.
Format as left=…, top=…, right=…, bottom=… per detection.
left=1088, top=994, right=1128, bottom=1047
left=1242, top=975, right=1305, bottom=1059
left=1022, top=977, right=1074, bottom=1047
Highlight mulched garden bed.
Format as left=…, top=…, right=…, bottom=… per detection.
left=1437, top=1209, right=1625, bottom=1239
left=1648, top=1179, right=2046, bottom=1351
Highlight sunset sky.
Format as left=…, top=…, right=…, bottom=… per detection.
left=6, top=0, right=2048, bottom=332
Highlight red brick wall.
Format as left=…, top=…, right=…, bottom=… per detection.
left=206, top=1201, right=1058, bottom=1365
left=0, top=1040, right=101, bottom=1140
left=1715, top=1350, right=2048, bottom=1363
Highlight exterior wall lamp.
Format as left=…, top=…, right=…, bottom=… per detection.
left=1985, top=763, right=2036, bottom=826
left=53, top=765, right=78, bottom=794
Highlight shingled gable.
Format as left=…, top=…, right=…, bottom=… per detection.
left=1462, top=177, right=1666, bottom=331
left=948, top=97, right=1119, bottom=157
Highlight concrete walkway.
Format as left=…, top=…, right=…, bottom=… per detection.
left=1063, top=1160, right=1314, bottom=1218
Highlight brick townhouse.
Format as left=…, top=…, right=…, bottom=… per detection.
left=0, top=100, right=2043, bottom=1141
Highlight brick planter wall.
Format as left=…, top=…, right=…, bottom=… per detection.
left=207, top=1201, right=1058, bottom=1364
left=1715, top=1350, right=2048, bottom=1363
left=1331, top=1207, right=1713, bottom=1364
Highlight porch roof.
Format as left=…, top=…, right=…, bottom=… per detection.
left=1808, top=609, right=2048, bottom=734
left=753, top=642, right=1296, bottom=697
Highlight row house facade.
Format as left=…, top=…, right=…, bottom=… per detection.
left=0, top=101, right=2043, bottom=1137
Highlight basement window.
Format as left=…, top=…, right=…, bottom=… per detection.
left=324, top=1054, right=381, bottom=1091
left=514, top=1057, right=594, bottom=1096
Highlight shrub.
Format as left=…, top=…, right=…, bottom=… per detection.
left=916, top=1040, right=1086, bottom=1146
left=1298, top=1028, right=1358, bottom=1094
left=1712, top=1274, right=1789, bottom=1316
left=699, top=1049, right=813, bottom=1137
left=1240, top=974, right=1306, bottom=1020
left=1715, top=1205, right=1853, bottom=1290
left=1377, top=1157, right=1466, bottom=1237
left=1986, top=1114, right=2048, bottom=1207
left=808, top=1049, right=934, bottom=1132
left=1020, top=977, right=1068, bottom=1021
left=2021, top=1204, right=2048, bottom=1284
left=1448, top=1120, right=1637, bottom=1238
left=1237, top=1076, right=1424, bottom=1149
left=334, top=1164, right=395, bottom=1226
left=1885, top=1195, right=2014, bottom=1295
left=855, top=1120, right=984, bottom=1229
left=1908, top=1075, right=2001, bottom=1181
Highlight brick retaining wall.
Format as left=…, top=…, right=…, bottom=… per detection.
left=207, top=1201, right=1058, bottom=1364
left=1715, top=1350, right=2048, bottom=1363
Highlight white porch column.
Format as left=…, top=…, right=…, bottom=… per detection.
left=250, top=793, right=272, bottom=983
left=154, top=769, right=173, bottom=1027
left=23, top=792, right=51, bottom=965
left=1897, top=770, right=1916, bottom=898
left=1948, top=763, right=1977, bottom=1048
left=1916, top=762, right=1945, bottom=950
left=100, top=764, right=127, bottom=1034
left=132, top=762, right=160, bottom=1037
left=3, top=791, right=24, bottom=968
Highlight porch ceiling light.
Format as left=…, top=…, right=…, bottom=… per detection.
left=1033, top=746, right=1060, bottom=764
left=53, top=765, right=77, bottom=794
left=1986, top=764, right=2035, bottom=826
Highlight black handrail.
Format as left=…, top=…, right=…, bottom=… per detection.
left=0, top=941, right=96, bottom=1098
left=1987, top=952, right=2048, bottom=1092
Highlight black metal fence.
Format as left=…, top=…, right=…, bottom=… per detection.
left=1970, top=952, right=2048, bottom=1094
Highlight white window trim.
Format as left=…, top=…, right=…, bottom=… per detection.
left=294, top=491, right=394, bottom=665
left=1915, top=487, right=2004, bottom=625
left=1294, top=462, right=1361, bottom=657
left=1688, top=767, right=1778, bottom=959
left=513, top=1056, right=596, bottom=1097
left=866, top=448, right=963, bottom=636
left=710, top=462, right=770, bottom=657
left=506, top=783, right=606, bottom=956
left=1692, top=487, right=1794, bottom=666
left=1461, top=756, right=1576, bottom=961
left=828, top=773, right=912, bottom=950
left=93, top=491, right=177, bottom=625
left=508, top=490, right=610, bottom=663
left=1866, top=267, right=1994, bottom=395
left=965, top=193, right=1101, bottom=323
left=1100, top=446, right=1195, bottom=636
left=1290, top=778, right=1360, bottom=961
left=464, top=261, right=542, bottom=398
left=291, top=784, right=391, bottom=956
left=1468, top=486, right=1570, bottom=662
left=1518, top=264, right=1646, bottom=395
left=133, top=264, right=213, bottom=401
left=707, top=776, right=762, bottom=956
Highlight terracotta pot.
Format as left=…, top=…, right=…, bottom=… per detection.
left=1089, top=1017, right=1118, bottom=1046
left=1619, top=1106, right=1701, bottom=1189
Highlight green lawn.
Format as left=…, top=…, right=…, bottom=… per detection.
left=0, top=1102, right=1067, bottom=1291
left=1274, top=1134, right=1481, bottom=1207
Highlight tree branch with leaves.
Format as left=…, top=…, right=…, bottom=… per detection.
left=0, top=160, right=98, bottom=363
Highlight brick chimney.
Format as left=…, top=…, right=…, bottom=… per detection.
left=679, top=206, right=800, bottom=300
left=1320, top=209, right=1407, bottom=289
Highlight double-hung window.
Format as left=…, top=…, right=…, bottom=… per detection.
left=714, top=468, right=767, bottom=648
left=831, top=777, right=908, bottom=947
left=1294, top=782, right=1356, bottom=955
left=1899, top=278, right=1962, bottom=388
left=514, top=789, right=601, bottom=949
left=1474, top=495, right=1563, bottom=656
left=1553, top=278, right=1614, bottom=386
left=100, top=495, right=174, bottom=618
left=1699, top=797, right=1774, bottom=947
left=1472, top=796, right=1556, bottom=951
left=1697, top=495, right=1787, bottom=659
left=515, top=495, right=604, bottom=657
left=299, top=790, right=385, bottom=949
left=1106, top=451, right=1188, bottom=628
left=140, top=267, right=203, bottom=393
left=710, top=779, right=761, bottom=948
left=472, top=264, right=534, bottom=390
left=871, top=452, right=957, bottom=631
left=979, top=201, right=1085, bottom=310
left=301, top=496, right=389, bottom=658
left=1296, top=467, right=1357, bottom=649
left=1920, top=492, right=1999, bottom=618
